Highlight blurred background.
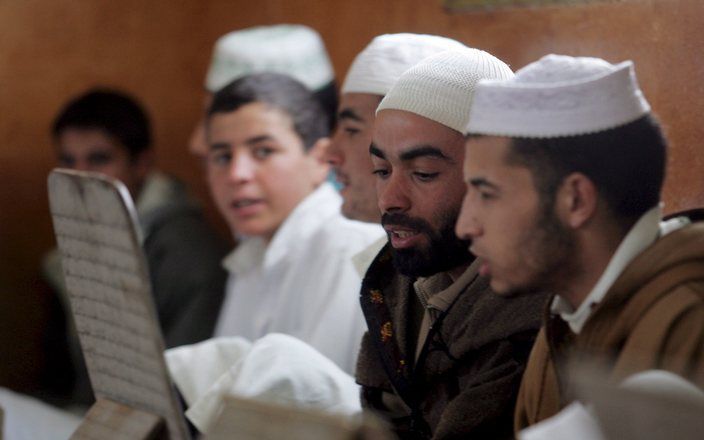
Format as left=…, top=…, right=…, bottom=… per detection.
left=1, top=0, right=702, bottom=394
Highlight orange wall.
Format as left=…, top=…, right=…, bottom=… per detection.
left=1, top=0, right=702, bottom=390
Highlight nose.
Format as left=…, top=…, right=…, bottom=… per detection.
left=72, top=160, right=90, bottom=172
left=326, top=131, right=345, bottom=168
left=455, top=193, right=482, bottom=240
left=227, top=151, right=256, bottom=184
left=377, top=173, right=411, bottom=214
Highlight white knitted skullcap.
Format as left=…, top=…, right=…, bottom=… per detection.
left=466, top=54, right=651, bottom=138
left=377, top=49, right=514, bottom=133
left=204, top=24, right=335, bottom=92
left=341, top=33, right=467, bottom=96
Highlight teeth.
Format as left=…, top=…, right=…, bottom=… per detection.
left=395, top=230, right=416, bottom=239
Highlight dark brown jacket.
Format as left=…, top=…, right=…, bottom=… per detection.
left=356, top=245, right=546, bottom=439
left=515, top=223, right=704, bottom=430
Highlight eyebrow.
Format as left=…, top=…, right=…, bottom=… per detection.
left=369, top=144, right=455, bottom=164
left=210, top=141, right=229, bottom=152
left=209, top=135, right=274, bottom=151
left=369, top=142, right=385, bottom=159
left=399, top=145, right=454, bottom=163
left=468, top=177, right=500, bottom=191
left=338, top=108, right=365, bottom=123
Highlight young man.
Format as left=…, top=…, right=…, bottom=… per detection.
left=458, top=54, right=704, bottom=430
left=47, top=88, right=229, bottom=402
left=326, top=33, right=467, bottom=223
left=190, top=24, right=337, bottom=157
left=205, top=73, right=384, bottom=374
left=357, top=49, right=546, bottom=439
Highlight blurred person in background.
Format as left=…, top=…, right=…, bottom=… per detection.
left=43, top=88, right=228, bottom=405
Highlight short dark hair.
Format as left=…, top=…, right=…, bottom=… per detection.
left=208, top=72, right=329, bottom=150
left=52, top=88, right=151, bottom=159
left=506, top=115, right=667, bottom=230
left=313, top=80, right=338, bottom=131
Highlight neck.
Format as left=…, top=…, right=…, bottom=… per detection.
left=558, top=222, right=625, bottom=309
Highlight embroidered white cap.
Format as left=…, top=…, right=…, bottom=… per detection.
left=204, top=24, right=335, bottom=93
left=377, top=49, right=514, bottom=133
left=466, top=54, right=651, bottom=138
left=341, top=33, right=467, bottom=96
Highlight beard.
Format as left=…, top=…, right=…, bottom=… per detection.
left=516, top=199, right=579, bottom=295
left=382, top=208, right=473, bottom=278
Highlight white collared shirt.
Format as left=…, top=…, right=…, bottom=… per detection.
left=551, top=205, right=666, bottom=334
left=214, top=183, right=385, bottom=373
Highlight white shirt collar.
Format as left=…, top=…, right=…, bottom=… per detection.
left=222, top=183, right=341, bottom=275
left=551, top=205, right=662, bottom=334
left=351, top=236, right=387, bottom=277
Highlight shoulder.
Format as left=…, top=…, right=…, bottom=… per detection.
left=446, top=278, right=548, bottom=350
left=310, top=212, right=386, bottom=256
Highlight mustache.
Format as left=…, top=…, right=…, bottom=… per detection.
left=381, top=212, right=435, bottom=234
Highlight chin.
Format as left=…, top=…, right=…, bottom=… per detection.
left=341, top=203, right=357, bottom=221
left=489, top=278, right=517, bottom=296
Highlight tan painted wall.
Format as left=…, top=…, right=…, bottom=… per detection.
left=1, top=0, right=702, bottom=390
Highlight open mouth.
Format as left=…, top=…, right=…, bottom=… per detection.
left=233, top=199, right=260, bottom=208
left=470, top=248, right=491, bottom=277
left=230, top=198, right=264, bottom=216
left=385, top=226, right=421, bottom=248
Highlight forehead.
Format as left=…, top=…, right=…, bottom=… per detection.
left=338, top=93, right=381, bottom=121
left=464, top=136, right=537, bottom=189
left=373, top=109, right=464, bottom=161
left=57, top=128, right=123, bottom=153
left=208, top=102, right=296, bottom=141
left=464, top=136, right=511, bottom=169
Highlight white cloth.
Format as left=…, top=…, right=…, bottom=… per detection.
left=351, top=236, right=387, bottom=277
left=0, top=387, right=82, bottom=440
left=181, top=334, right=361, bottom=434
left=467, top=54, right=651, bottom=138
left=214, top=183, right=385, bottom=373
left=518, top=402, right=605, bottom=440
left=165, top=337, right=253, bottom=406
left=341, top=33, right=467, bottom=96
left=520, top=370, right=704, bottom=440
left=377, top=48, right=514, bottom=133
left=205, top=24, right=335, bottom=92
left=551, top=205, right=662, bottom=333
left=622, top=370, right=704, bottom=401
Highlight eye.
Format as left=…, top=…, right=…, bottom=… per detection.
left=87, top=152, right=113, bottom=167
left=413, top=171, right=439, bottom=182
left=344, top=127, right=361, bottom=137
left=372, top=168, right=390, bottom=179
left=58, top=154, right=75, bottom=168
left=252, top=146, right=275, bottom=160
left=209, top=150, right=232, bottom=166
left=479, top=192, right=495, bottom=201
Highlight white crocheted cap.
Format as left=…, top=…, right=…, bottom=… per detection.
left=204, top=24, right=335, bottom=92
left=377, top=49, right=514, bottom=133
left=466, top=54, right=651, bottom=138
left=341, top=33, right=467, bottom=96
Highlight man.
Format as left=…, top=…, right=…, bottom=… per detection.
left=357, top=49, right=546, bottom=439
left=46, top=88, right=229, bottom=402
left=326, top=33, right=467, bottom=223
left=457, top=54, right=704, bottom=430
left=205, top=73, right=384, bottom=374
left=190, top=24, right=337, bottom=157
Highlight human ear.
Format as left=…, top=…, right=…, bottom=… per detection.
left=556, top=172, right=598, bottom=229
